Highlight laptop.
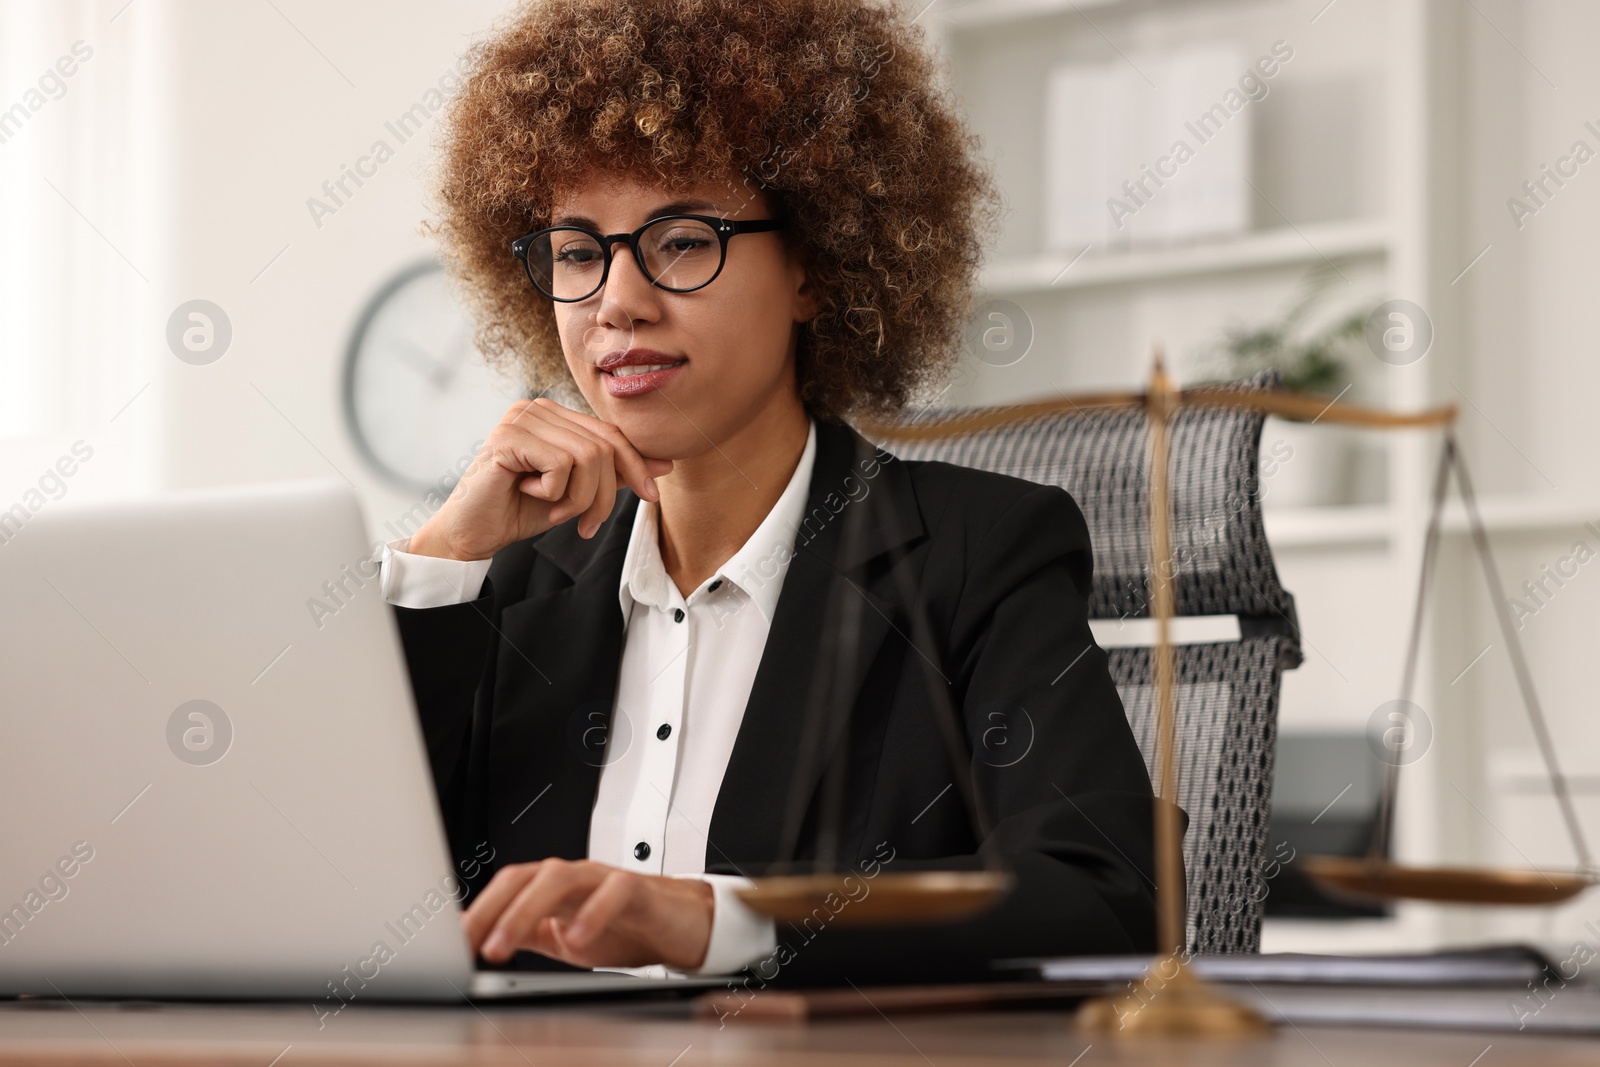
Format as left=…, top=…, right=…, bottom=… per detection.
left=0, top=478, right=722, bottom=1002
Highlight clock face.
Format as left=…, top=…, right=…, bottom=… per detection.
left=343, top=260, right=529, bottom=492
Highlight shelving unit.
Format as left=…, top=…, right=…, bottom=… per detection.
left=925, top=0, right=1600, bottom=956
left=917, top=0, right=1424, bottom=528
left=918, top=0, right=1457, bottom=953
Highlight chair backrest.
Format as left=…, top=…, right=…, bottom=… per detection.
left=860, top=372, right=1301, bottom=953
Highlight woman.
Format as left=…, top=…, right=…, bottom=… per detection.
left=381, top=0, right=1162, bottom=986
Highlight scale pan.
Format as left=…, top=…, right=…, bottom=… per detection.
left=736, top=870, right=1013, bottom=924
left=1302, top=855, right=1594, bottom=906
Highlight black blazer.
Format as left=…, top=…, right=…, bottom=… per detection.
left=392, top=415, right=1167, bottom=985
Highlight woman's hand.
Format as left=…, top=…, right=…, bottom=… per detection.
left=461, top=858, right=714, bottom=971
left=408, top=397, right=674, bottom=561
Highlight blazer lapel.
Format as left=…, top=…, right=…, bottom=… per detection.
left=708, top=418, right=926, bottom=870
left=486, top=496, right=637, bottom=862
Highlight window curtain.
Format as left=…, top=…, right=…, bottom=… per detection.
left=0, top=0, right=160, bottom=491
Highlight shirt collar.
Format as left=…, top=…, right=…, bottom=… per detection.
left=618, top=416, right=817, bottom=626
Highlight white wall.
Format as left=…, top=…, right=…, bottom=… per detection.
left=1437, top=0, right=1600, bottom=953
left=155, top=0, right=515, bottom=533
left=2, top=0, right=511, bottom=538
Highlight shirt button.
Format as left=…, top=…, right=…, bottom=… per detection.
left=634, top=841, right=651, bottom=861
left=709, top=579, right=722, bottom=591
left=657, top=723, right=672, bottom=740
left=673, top=608, right=685, bottom=623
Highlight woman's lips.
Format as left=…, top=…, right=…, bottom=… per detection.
left=600, top=360, right=686, bottom=398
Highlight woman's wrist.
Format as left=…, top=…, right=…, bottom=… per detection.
left=407, top=520, right=481, bottom=562
left=658, top=876, right=716, bottom=971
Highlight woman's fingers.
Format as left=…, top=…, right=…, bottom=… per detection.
left=480, top=859, right=599, bottom=961
left=545, top=429, right=605, bottom=527
left=408, top=395, right=670, bottom=561
left=526, top=406, right=622, bottom=537
left=497, top=409, right=604, bottom=508
left=574, top=456, right=617, bottom=539
left=514, top=916, right=567, bottom=961
left=507, top=404, right=628, bottom=534
left=563, top=869, right=639, bottom=948
left=461, top=862, right=542, bottom=956
left=533, top=397, right=672, bottom=503
left=488, top=419, right=573, bottom=504
left=461, top=861, right=712, bottom=971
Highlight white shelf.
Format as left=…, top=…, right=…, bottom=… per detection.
left=1441, top=494, right=1600, bottom=538
left=1264, top=503, right=1392, bottom=549
left=937, top=0, right=1131, bottom=29
left=1262, top=494, right=1600, bottom=551
left=979, top=220, right=1390, bottom=295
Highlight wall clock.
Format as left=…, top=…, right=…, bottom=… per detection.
left=342, top=259, right=529, bottom=493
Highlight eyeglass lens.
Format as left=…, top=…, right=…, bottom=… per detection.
left=527, top=217, right=722, bottom=300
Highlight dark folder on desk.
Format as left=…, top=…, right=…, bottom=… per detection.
left=1022, top=945, right=1551, bottom=986
left=1022, top=946, right=1600, bottom=1035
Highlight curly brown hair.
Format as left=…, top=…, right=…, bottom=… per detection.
left=426, top=0, right=1001, bottom=422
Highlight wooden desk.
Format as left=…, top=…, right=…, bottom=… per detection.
left=2, top=997, right=1596, bottom=1066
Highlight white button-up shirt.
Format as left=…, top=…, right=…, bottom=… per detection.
left=379, top=419, right=817, bottom=977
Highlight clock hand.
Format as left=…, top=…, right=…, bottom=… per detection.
left=431, top=323, right=479, bottom=391
left=391, top=337, right=454, bottom=390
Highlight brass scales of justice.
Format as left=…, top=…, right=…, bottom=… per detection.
left=728, top=354, right=1598, bottom=1036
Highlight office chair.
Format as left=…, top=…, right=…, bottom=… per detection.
left=861, top=371, right=1303, bottom=953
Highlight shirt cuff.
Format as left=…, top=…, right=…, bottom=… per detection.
left=379, top=536, right=493, bottom=608
left=671, top=874, right=778, bottom=977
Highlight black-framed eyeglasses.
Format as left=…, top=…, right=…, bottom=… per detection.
left=510, top=214, right=786, bottom=302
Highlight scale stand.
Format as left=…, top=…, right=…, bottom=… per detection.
left=1074, top=358, right=1268, bottom=1037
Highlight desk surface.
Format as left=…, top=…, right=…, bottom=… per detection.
left=1, top=997, right=1595, bottom=1066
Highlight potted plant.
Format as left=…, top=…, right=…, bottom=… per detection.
left=1192, top=268, right=1371, bottom=508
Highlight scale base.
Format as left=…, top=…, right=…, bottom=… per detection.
left=1074, top=955, right=1271, bottom=1038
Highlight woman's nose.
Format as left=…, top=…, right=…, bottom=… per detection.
left=595, top=242, right=663, bottom=324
